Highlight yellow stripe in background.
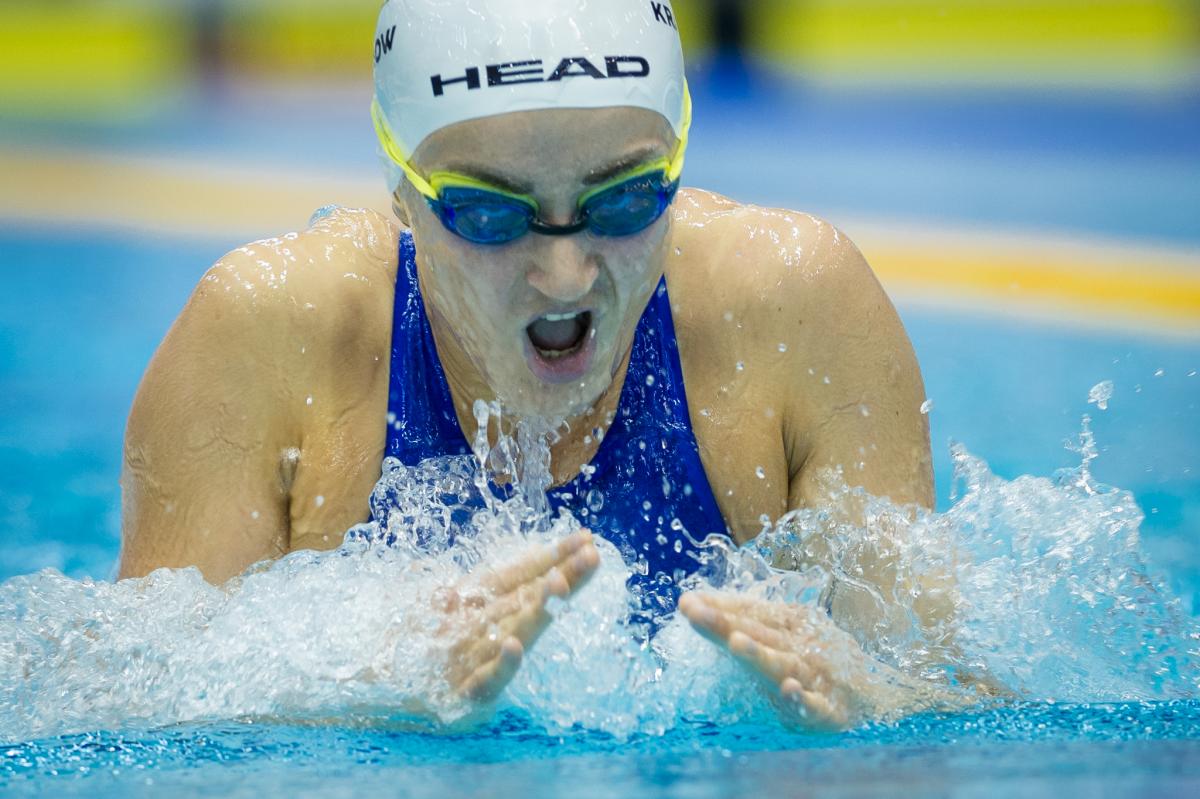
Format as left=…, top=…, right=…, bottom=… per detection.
left=3, top=147, right=1198, bottom=337
left=0, top=8, right=189, bottom=121
left=869, top=246, right=1200, bottom=330
left=674, top=0, right=1198, bottom=87
left=223, top=6, right=377, bottom=77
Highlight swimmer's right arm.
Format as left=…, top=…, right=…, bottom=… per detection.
left=120, top=208, right=400, bottom=583
left=118, top=246, right=308, bottom=583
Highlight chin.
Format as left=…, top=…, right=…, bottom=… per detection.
left=503, top=376, right=609, bottom=421
left=486, top=358, right=611, bottom=422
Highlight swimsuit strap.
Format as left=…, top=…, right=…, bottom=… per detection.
left=385, top=231, right=470, bottom=461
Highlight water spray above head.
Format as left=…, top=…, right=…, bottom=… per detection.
left=371, top=0, right=691, bottom=196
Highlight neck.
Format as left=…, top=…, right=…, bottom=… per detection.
left=424, top=291, right=631, bottom=489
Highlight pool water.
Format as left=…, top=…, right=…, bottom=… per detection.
left=3, top=704, right=1200, bottom=798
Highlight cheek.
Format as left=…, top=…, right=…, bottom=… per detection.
left=416, top=231, right=523, bottom=343
left=606, top=225, right=669, bottom=301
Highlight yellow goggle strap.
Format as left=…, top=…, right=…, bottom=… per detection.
left=372, top=80, right=692, bottom=202
left=371, top=98, right=438, bottom=201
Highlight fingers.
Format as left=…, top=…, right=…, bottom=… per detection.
left=684, top=591, right=804, bottom=634
left=679, top=594, right=794, bottom=651
left=484, top=579, right=553, bottom=646
left=781, top=677, right=849, bottom=731
left=553, top=542, right=600, bottom=597
left=679, top=593, right=820, bottom=692
left=680, top=591, right=859, bottom=732
left=478, top=530, right=596, bottom=596
left=727, top=630, right=816, bottom=689
left=451, top=563, right=572, bottom=696
left=500, top=585, right=554, bottom=646
left=446, top=530, right=600, bottom=704
left=459, top=636, right=524, bottom=702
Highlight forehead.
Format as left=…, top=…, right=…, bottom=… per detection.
left=412, top=107, right=674, bottom=181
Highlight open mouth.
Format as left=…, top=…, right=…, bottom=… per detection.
left=526, top=311, right=593, bottom=359
left=523, top=310, right=597, bottom=385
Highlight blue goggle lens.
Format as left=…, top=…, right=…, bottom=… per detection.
left=436, top=187, right=535, bottom=245
left=583, top=176, right=678, bottom=237
left=431, top=173, right=678, bottom=245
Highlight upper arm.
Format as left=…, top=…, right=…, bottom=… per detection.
left=758, top=216, right=934, bottom=512
left=119, top=245, right=303, bottom=583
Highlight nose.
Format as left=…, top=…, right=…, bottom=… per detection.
left=525, top=236, right=600, bottom=303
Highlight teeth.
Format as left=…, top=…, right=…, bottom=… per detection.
left=541, top=312, right=582, bottom=323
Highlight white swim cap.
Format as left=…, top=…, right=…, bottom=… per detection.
left=372, top=0, right=688, bottom=192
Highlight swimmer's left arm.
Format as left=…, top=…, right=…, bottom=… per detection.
left=777, top=223, right=934, bottom=513
left=681, top=212, right=964, bottom=728
left=775, top=223, right=956, bottom=636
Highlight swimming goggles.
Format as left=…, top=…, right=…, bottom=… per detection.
left=371, top=87, right=691, bottom=245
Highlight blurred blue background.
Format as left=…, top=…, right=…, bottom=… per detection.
left=0, top=1, right=1197, bottom=608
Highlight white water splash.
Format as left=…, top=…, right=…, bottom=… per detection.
left=1088, top=380, right=1114, bottom=411
left=0, top=413, right=1196, bottom=743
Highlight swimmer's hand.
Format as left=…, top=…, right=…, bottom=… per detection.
left=435, top=530, right=599, bottom=703
left=678, top=591, right=959, bottom=731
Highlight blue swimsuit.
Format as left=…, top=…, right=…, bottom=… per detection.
left=380, top=231, right=729, bottom=612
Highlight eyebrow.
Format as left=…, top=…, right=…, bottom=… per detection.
left=444, top=145, right=665, bottom=195
left=582, top=145, right=663, bottom=186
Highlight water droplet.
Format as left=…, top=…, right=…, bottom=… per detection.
left=1154, top=368, right=1165, bottom=377
left=673, top=540, right=683, bottom=554
left=735, top=361, right=745, bottom=372
left=723, top=311, right=734, bottom=323
left=586, top=489, right=605, bottom=513
left=860, top=405, right=870, bottom=417
left=778, top=342, right=788, bottom=353
left=920, top=399, right=934, bottom=415
left=1088, top=380, right=1114, bottom=410
left=655, top=533, right=668, bottom=546
left=822, top=376, right=831, bottom=385
left=645, top=374, right=656, bottom=386
left=674, top=247, right=682, bottom=256
left=314, top=495, right=325, bottom=508
left=755, top=466, right=766, bottom=479
left=306, top=395, right=314, bottom=406
left=250, top=510, right=260, bottom=520
left=642, top=500, right=653, bottom=512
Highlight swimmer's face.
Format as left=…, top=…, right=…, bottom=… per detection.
left=399, top=107, right=676, bottom=418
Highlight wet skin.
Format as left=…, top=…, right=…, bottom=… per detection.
left=119, top=107, right=942, bottom=728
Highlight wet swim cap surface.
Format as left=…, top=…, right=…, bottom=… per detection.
left=373, top=0, right=687, bottom=188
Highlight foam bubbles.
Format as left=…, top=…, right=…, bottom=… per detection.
left=1088, top=381, right=1114, bottom=410
left=0, top=414, right=1195, bottom=744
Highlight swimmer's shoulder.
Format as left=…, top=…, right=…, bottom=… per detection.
left=667, top=188, right=885, bottom=361
left=187, top=207, right=401, bottom=381
left=667, top=188, right=931, bottom=510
